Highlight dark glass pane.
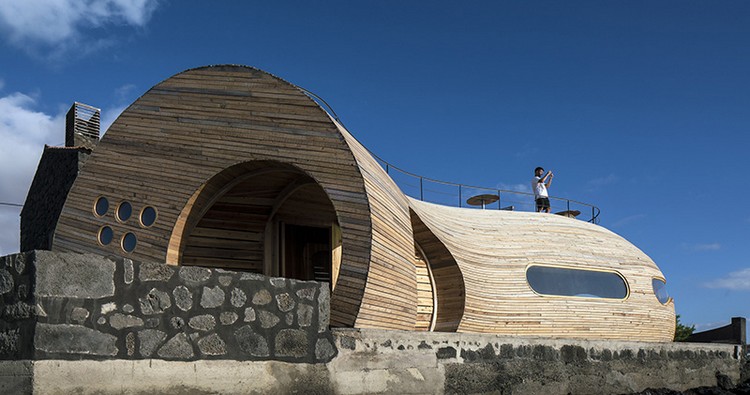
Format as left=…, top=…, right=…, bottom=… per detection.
left=526, top=265, right=628, bottom=299
left=98, top=226, right=113, bottom=245
left=652, top=278, right=670, bottom=304
left=140, top=206, right=157, bottom=227
left=94, top=197, right=109, bottom=217
left=117, top=202, right=132, bottom=222
left=122, top=232, right=137, bottom=253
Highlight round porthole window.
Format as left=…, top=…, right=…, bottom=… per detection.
left=121, top=232, right=137, bottom=253
left=652, top=278, right=670, bottom=304
left=98, top=226, right=114, bottom=246
left=140, top=206, right=157, bottom=227
left=94, top=197, right=109, bottom=217
left=116, top=201, right=132, bottom=222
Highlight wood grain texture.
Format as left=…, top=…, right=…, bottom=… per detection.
left=48, top=64, right=674, bottom=340
left=52, top=66, right=374, bottom=328
left=408, top=198, right=675, bottom=342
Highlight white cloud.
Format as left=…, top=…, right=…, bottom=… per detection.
left=682, top=242, right=721, bottom=252
left=0, top=92, right=65, bottom=255
left=101, top=104, right=127, bottom=134
left=703, top=268, right=750, bottom=291
left=586, top=173, right=619, bottom=190
left=0, top=0, right=159, bottom=58
left=496, top=182, right=531, bottom=194
left=611, top=213, right=646, bottom=228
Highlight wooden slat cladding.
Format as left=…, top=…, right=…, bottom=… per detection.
left=408, top=198, right=675, bottom=342
left=336, top=121, right=419, bottom=331
left=411, top=209, right=464, bottom=332
left=414, top=250, right=434, bottom=331
left=52, top=66, right=373, bottom=328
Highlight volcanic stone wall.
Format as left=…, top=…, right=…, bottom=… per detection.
left=0, top=251, right=336, bottom=363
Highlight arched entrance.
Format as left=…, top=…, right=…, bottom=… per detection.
left=167, top=161, right=342, bottom=286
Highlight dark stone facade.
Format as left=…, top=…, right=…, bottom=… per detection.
left=0, top=251, right=336, bottom=363
left=20, top=147, right=91, bottom=252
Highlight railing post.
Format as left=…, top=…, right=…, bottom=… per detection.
left=497, top=189, right=501, bottom=210
left=567, top=200, right=570, bottom=212
left=420, top=177, right=424, bottom=201
left=592, top=207, right=595, bottom=223
left=459, top=185, right=462, bottom=207
left=386, top=164, right=389, bottom=174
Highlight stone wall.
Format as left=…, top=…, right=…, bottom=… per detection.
left=0, top=251, right=745, bottom=394
left=20, top=147, right=90, bottom=251
left=0, top=251, right=335, bottom=363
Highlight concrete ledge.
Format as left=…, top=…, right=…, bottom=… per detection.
left=1, top=329, right=743, bottom=394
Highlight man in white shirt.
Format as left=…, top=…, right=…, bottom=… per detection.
left=532, top=166, right=554, bottom=213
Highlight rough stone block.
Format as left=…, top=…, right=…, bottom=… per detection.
left=200, top=286, right=225, bottom=308
left=258, top=310, right=280, bottom=329
left=252, top=289, right=272, bottom=305
left=0, top=269, right=13, bottom=295
left=34, top=323, right=117, bottom=357
left=230, top=288, right=247, bottom=307
left=179, top=266, right=211, bottom=287
left=189, top=314, right=216, bottom=332
left=173, top=286, right=193, bottom=312
left=275, top=329, right=308, bottom=358
left=316, top=337, right=336, bottom=361
left=35, top=252, right=115, bottom=298
left=276, top=293, right=295, bottom=312
left=198, top=333, right=227, bottom=356
left=138, top=262, right=174, bottom=282
left=109, top=313, right=144, bottom=330
left=220, top=312, right=238, bottom=325
left=138, top=329, right=166, bottom=357
left=298, top=304, right=314, bottom=327
left=235, top=325, right=269, bottom=357
left=296, top=287, right=316, bottom=301
left=139, top=288, right=172, bottom=315
left=157, top=333, right=194, bottom=359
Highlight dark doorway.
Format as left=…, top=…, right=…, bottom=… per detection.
left=282, top=223, right=331, bottom=282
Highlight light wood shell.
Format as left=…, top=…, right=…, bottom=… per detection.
left=49, top=65, right=674, bottom=340
left=408, top=198, right=675, bottom=342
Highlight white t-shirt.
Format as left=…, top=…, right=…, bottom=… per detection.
left=532, top=176, right=548, bottom=199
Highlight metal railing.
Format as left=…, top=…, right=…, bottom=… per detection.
left=299, top=88, right=601, bottom=223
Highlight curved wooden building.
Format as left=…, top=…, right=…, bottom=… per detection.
left=40, top=65, right=674, bottom=341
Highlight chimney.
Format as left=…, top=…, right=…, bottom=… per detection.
left=65, top=102, right=101, bottom=149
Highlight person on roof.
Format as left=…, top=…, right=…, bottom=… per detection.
left=532, top=166, right=553, bottom=213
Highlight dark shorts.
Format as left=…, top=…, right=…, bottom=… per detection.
left=536, top=197, right=550, bottom=211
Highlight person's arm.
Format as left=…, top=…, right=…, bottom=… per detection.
left=543, top=171, right=553, bottom=188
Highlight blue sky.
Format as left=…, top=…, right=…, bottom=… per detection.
left=0, top=1, right=748, bottom=336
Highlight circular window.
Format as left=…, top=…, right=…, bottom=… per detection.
left=121, top=232, right=137, bottom=253
left=140, top=206, right=157, bottom=227
left=116, top=201, right=132, bottom=222
left=98, top=226, right=114, bottom=246
left=652, top=278, right=670, bottom=304
left=94, top=197, right=109, bottom=217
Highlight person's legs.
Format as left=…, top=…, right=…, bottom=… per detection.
left=542, top=198, right=551, bottom=213
left=535, top=198, right=543, bottom=212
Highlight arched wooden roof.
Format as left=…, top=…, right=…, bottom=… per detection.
left=52, top=65, right=416, bottom=330
left=50, top=64, right=673, bottom=340
left=408, top=198, right=675, bottom=341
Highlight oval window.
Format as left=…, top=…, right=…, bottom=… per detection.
left=116, top=201, right=132, bottom=222
left=140, top=206, right=157, bottom=227
left=121, top=232, right=137, bottom=253
left=526, top=265, right=628, bottom=299
left=652, top=278, right=670, bottom=304
left=94, top=197, right=109, bottom=217
left=98, top=226, right=114, bottom=246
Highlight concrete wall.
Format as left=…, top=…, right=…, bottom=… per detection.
left=0, top=329, right=743, bottom=395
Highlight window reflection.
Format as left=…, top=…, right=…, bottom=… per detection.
left=652, top=278, right=670, bottom=304
left=526, top=265, right=628, bottom=299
